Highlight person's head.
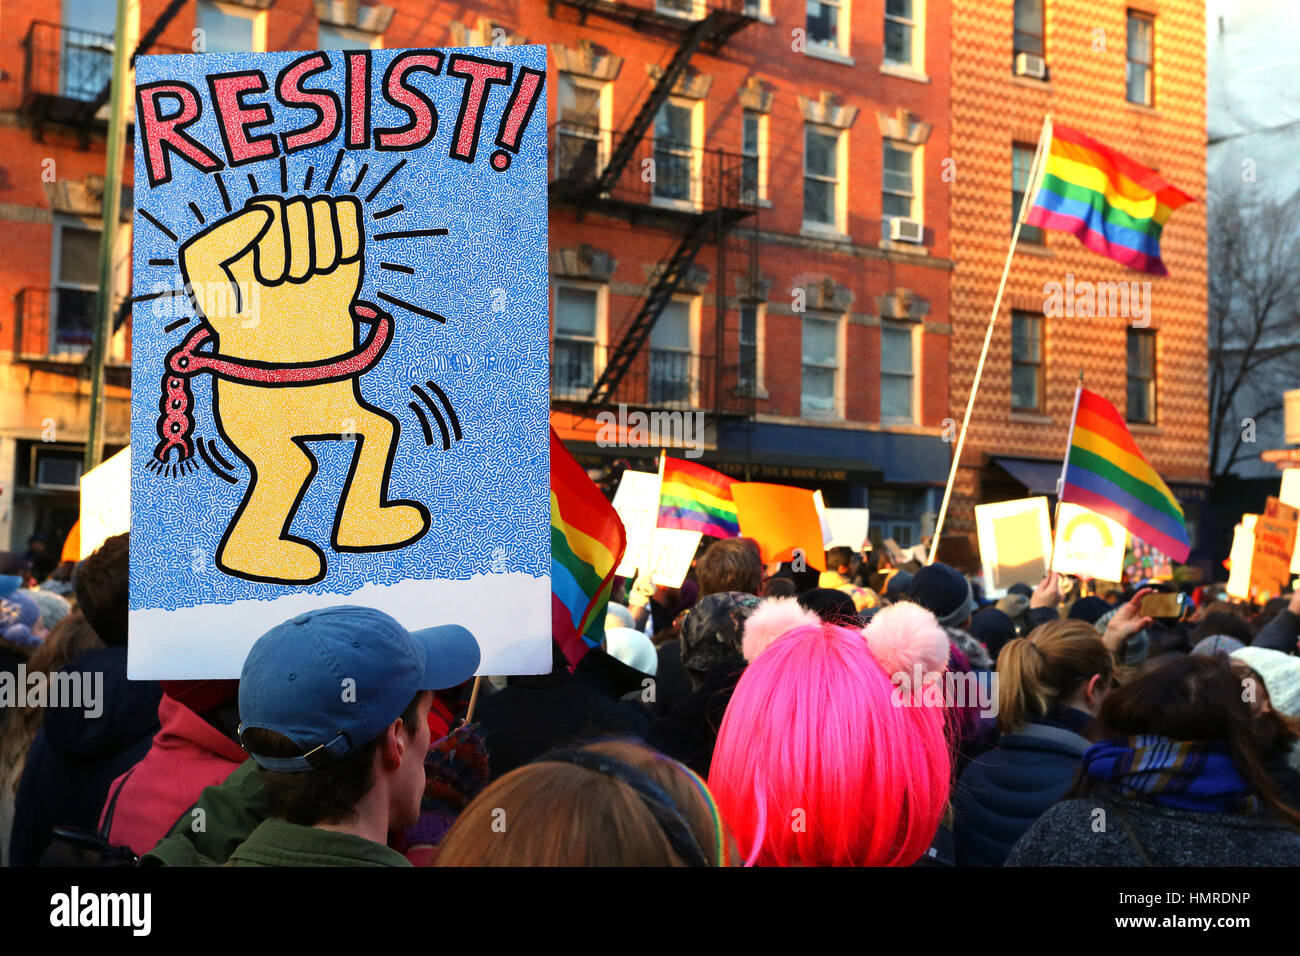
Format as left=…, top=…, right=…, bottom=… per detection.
left=1104, top=589, right=1125, bottom=605
left=74, top=533, right=129, bottom=646
left=761, top=576, right=797, bottom=599
left=435, top=740, right=729, bottom=866
left=237, top=606, right=479, bottom=832
left=1083, top=654, right=1300, bottom=827
left=825, top=546, right=855, bottom=575
left=678, top=591, right=761, bottom=689
left=996, top=619, right=1115, bottom=733
left=1068, top=596, right=1112, bottom=626
left=709, top=598, right=951, bottom=866
left=603, top=627, right=658, bottom=676
left=1193, top=610, right=1255, bottom=646
left=0, top=592, right=43, bottom=652
left=795, top=587, right=859, bottom=625
left=906, top=562, right=977, bottom=631
left=883, top=569, right=912, bottom=603
left=1231, top=647, right=1300, bottom=719
left=969, top=606, right=1017, bottom=661
left=695, top=538, right=763, bottom=597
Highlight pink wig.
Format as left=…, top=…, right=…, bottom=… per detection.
left=710, top=606, right=951, bottom=866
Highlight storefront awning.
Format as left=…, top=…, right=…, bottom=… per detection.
left=991, top=457, right=1063, bottom=496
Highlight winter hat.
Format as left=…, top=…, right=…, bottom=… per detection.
left=796, top=587, right=859, bottom=624
left=23, top=588, right=70, bottom=631
left=969, top=607, right=1017, bottom=660
left=996, top=592, right=1031, bottom=626
left=605, top=603, right=636, bottom=631
left=0, top=575, right=20, bottom=599
left=1232, top=647, right=1300, bottom=718
left=1191, top=635, right=1245, bottom=658
left=907, top=563, right=977, bottom=629
left=604, top=627, right=658, bottom=676
left=1068, top=596, right=1112, bottom=626
left=0, top=592, right=43, bottom=649
left=861, top=601, right=950, bottom=688
left=681, top=591, right=762, bottom=686
left=884, top=570, right=913, bottom=603
left=1008, top=582, right=1035, bottom=599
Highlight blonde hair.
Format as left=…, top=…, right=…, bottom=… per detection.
left=995, top=619, right=1113, bottom=734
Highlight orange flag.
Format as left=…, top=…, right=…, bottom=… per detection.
left=731, top=483, right=826, bottom=571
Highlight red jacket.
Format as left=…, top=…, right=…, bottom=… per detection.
left=99, top=693, right=247, bottom=856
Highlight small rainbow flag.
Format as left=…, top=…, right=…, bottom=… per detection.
left=1025, top=122, right=1192, bottom=276
left=551, top=428, right=626, bottom=666
left=657, top=456, right=740, bottom=538
left=1059, top=388, right=1190, bottom=562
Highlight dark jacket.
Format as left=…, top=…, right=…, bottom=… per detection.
left=228, top=818, right=411, bottom=867
left=1006, top=791, right=1300, bottom=866
left=1255, top=609, right=1300, bottom=655
left=645, top=655, right=745, bottom=777
left=474, top=644, right=652, bottom=780
left=952, top=719, right=1091, bottom=867
left=652, top=639, right=693, bottom=717
left=9, top=646, right=161, bottom=866
left=141, top=758, right=271, bottom=866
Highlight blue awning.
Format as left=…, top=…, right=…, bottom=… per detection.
left=992, top=457, right=1063, bottom=496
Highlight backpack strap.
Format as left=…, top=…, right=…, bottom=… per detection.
left=99, top=767, right=136, bottom=842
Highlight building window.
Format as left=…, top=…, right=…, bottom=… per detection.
left=556, top=75, right=609, bottom=180
left=196, top=1, right=264, bottom=53
left=60, top=0, right=119, bottom=100
left=51, top=222, right=100, bottom=356
left=801, top=314, right=840, bottom=418
left=1127, top=329, right=1156, bottom=423
left=650, top=298, right=695, bottom=406
left=804, top=126, right=842, bottom=230
left=318, top=23, right=383, bottom=49
left=807, top=0, right=847, bottom=55
left=738, top=303, right=764, bottom=394
left=1012, top=143, right=1044, bottom=243
left=741, top=110, right=767, bottom=204
left=882, top=141, right=917, bottom=220
left=653, top=99, right=700, bottom=206
left=884, top=0, right=918, bottom=68
left=552, top=284, right=604, bottom=400
left=1011, top=311, right=1043, bottom=411
left=881, top=324, right=915, bottom=423
left=657, top=0, right=703, bottom=18
left=1126, top=10, right=1154, bottom=106
left=1014, top=0, right=1044, bottom=57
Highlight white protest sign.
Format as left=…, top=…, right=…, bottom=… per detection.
left=612, top=470, right=662, bottom=578
left=1226, top=515, right=1258, bottom=601
left=975, top=496, right=1053, bottom=599
left=1281, top=470, right=1300, bottom=573
left=80, top=446, right=131, bottom=560
left=648, top=528, right=703, bottom=588
left=824, top=507, right=871, bottom=551
left=813, top=491, right=833, bottom=546
left=1051, top=502, right=1127, bottom=581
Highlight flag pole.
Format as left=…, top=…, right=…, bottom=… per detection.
left=1049, top=368, right=1084, bottom=571
left=928, top=114, right=1053, bottom=565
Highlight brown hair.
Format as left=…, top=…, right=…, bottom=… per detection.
left=696, top=537, right=762, bottom=597
left=241, top=690, right=426, bottom=827
left=996, top=619, right=1114, bottom=734
left=434, top=740, right=729, bottom=866
left=75, top=532, right=130, bottom=646
left=0, top=610, right=104, bottom=793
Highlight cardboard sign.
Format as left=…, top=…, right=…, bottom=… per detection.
left=647, top=528, right=704, bottom=589
left=1051, top=502, right=1126, bottom=581
left=611, top=470, right=661, bottom=579
left=823, top=507, right=871, bottom=552
left=1251, top=497, right=1299, bottom=601
left=974, top=497, right=1052, bottom=598
left=79, top=447, right=131, bottom=559
left=129, top=47, right=550, bottom=678
left=1226, top=515, right=1258, bottom=601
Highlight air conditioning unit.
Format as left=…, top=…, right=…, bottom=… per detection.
left=889, top=218, right=924, bottom=243
left=1015, top=52, right=1047, bottom=79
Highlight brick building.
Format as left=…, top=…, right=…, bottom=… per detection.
left=944, top=0, right=1210, bottom=562
left=0, top=0, right=959, bottom=555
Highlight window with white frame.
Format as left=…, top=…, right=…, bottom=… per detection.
left=650, top=298, right=695, bottom=406
left=884, top=0, right=920, bottom=69
left=318, top=22, right=383, bottom=49
left=741, top=110, right=767, bottom=204
left=557, top=75, right=609, bottom=180
left=52, top=222, right=100, bottom=355
left=807, top=0, right=848, bottom=56
left=801, top=313, right=840, bottom=418
left=738, top=303, right=764, bottom=394
left=653, top=99, right=700, bottom=206
left=553, top=284, right=604, bottom=399
left=1126, top=10, right=1155, bottom=106
left=196, top=1, right=265, bottom=53
left=880, top=324, right=916, bottom=423
left=804, top=126, right=843, bottom=231
left=882, top=140, right=918, bottom=221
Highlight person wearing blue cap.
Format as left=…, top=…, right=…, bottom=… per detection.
left=225, top=606, right=479, bottom=867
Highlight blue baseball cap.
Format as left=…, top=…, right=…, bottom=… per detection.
left=238, top=605, right=480, bottom=772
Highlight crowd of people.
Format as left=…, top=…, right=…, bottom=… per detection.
left=1, top=530, right=1299, bottom=867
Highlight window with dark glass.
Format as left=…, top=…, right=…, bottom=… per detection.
left=1126, top=11, right=1154, bottom=106
left=1011, top=311, right=1043, bottom=411
left=1127, top=329, right=1156, bottom=423
left=1012, top=143, right=1045, bottom=243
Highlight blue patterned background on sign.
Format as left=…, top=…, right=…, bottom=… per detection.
left=130, top=46, right=549, bottom=611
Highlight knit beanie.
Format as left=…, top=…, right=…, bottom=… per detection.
left=907, top=563, right=977, bottom=629
left=1190, top=635, right=1245, bottom=658
left=23, top=588, right=70, bottom=631
left=1232, top=646, right=1300, bottom=718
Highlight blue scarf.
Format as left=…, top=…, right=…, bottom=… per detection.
left=1082, top=735, right=1259, bottom=815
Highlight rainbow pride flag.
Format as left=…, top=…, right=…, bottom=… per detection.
left=1059, top=388, right=1190, bottom=562
left=551, top=428, right=626, bottom=665
left=1025, top=123, right=1192, bottom=276
left=657, top=456, right=740, bottom=538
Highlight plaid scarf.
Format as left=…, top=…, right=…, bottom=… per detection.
left=1083, top=735, right=1259, bottom=815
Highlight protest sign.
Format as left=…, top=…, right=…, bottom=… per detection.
left=647, top=528, right=704, bottom=589
left=79, top=446, right=132, bottom=560
left=733, top=482, right=826, bottom=571
left=1281, top=470, right=1300, bottom=573
left=611, top=470, right=661, bottom=578
left=129, top=46, right=549, bottom=678
left=1225, top=515, right=1258, bottom=601
left=974, top=497, right=1052, bottom=598
left=824, top=507, right=871, bottom=552
left=1051, top=502, right=1126, bottom=581
left=1250, top=498, right=1298, bottom=601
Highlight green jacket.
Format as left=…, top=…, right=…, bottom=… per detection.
left=228, top=819, right=412, bottom=867
left=142, top=758, right=270, bottom=866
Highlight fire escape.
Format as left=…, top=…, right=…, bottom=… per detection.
left=547, top=0, right=761, bottom=421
